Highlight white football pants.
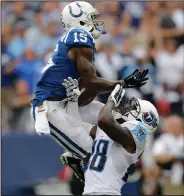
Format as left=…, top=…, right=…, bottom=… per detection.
left=32, top=100, right=104, bottom=158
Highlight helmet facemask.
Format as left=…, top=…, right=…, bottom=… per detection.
left=86, top=11, right=106, bottom=39
left=115, top=97, right=159, bottom=134
left=116, top=97, right=141, bottom=121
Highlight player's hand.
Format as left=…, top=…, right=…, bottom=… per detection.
left=123, top=69, right=149, bottom=88
left=108, top=84, right=125, bottom=107
left=62, top=77, right=81, bottom=102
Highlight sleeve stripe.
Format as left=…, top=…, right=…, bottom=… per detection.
left=131, top=123, right=147, bottom=142
left=64, top=27, right=76, bottom=44
left=60, top=33, right=66, bottom=42
left=85, top=30, right=95, bottom=43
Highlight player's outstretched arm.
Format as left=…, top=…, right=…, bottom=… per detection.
left=98, top=85, right=136, bottom=153
left=69, top=47, right=149, bottom=93
left=69, top=47, right=121, bottom=93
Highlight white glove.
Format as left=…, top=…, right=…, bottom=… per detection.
left=62, top=77, right=82, bottom=102
left=108, top=84, right=125, bottom=107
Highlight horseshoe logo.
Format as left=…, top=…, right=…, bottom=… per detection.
left=69, top=2, right=83, bottom=18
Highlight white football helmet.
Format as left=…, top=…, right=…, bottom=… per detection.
left=118, top=98, right=159, bottom=134
left=61, top=1, right=106, bottom=39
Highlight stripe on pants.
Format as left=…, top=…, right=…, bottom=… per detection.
left=50, top=132, right=79, bottom=156
left=49, top=122, right=88, bottom=158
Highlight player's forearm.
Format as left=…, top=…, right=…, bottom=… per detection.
left=88, top=77, right=122, bottom=93
left=98, top=100, right=130, bottom=145
left=98, top=99, right=115, bottom=123
left=98, top=99, right=134, bottom=149
left=98, top=103, right=122, bottom=143
left=78, top=89, right=97, bottom=107
left=76, top=51, right=123, bottom=93
left=78, top=78, right=120, bottom=106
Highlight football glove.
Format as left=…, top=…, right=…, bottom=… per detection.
left=123, top=69, right=149, bottom=88
left=108, top=84, right=125, bottom=107
left=62, top=77, right=81, bottom=102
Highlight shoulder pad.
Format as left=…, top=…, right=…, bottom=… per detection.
left=131, top=122, right=148, bottom=143
left=122, top=121, right=148, bottom=143
left=62, top=28, right=95, bottom=49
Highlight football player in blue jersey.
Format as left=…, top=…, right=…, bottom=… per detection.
left=31, top=2, right=149, bottom=165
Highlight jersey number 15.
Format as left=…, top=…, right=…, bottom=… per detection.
left=74, top=32, right=87, bottom=43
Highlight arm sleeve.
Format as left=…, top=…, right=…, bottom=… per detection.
left=64, top=28, right=95, bottom=49
left=122, top=121, right=148, bottom=151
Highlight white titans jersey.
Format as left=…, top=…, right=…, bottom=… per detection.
left=83, top=120, right=148, bottom=195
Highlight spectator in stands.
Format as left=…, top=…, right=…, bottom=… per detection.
left=146, top=1, right=160, bottom=15
left=35, top=20, right=60, bottom=56
left=120, top=1, right=145, bottom=28
left=2, top=2, right=13, bottom=25
left=152, top=115, right=184, bottom=194
left=25, top=11, right=45, bottom=50
left=118, top=36, right=142, bottom=99
left=119, top=36, right=136, bottom=73
left=95, top=39, right=123, bottom=102
left=134, top=48, right=157, bottom=103
left=41, top=2, right=61, bottom=25
left=134, top=9, right=160, bottom=51
left=120, top=47, right=156, bottom=102
left=7, top=21, right=27, bottom=59
left=141, top=134, right=161, bottom=196
left=6, top=2, right=26, bottom=25
left=9, top=47, right=44, bottom=132
left=95, top=39, right=123, bottom=81
left=95, top=2, right=120, bottom=17
left=2, top=24, right=14, bottom=59
left=112, top=11, right=134, bottom=50
left=160, top=2, right=184, bottom=45
left=2, top=25, right=17, bottom=131
left=2, top=58, right=17, bottom=131
left=153, top=37, right=184, bottom=116
left=166, top=2, right=184, bottom=30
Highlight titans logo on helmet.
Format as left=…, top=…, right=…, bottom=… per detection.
left=142, top=111, right=158, bottom=128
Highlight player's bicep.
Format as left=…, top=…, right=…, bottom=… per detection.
left=75, top=47, right=97, bottom=87
left=113, top=126, right=136, bottom=153
left=98, top=118, right=135, bottom=152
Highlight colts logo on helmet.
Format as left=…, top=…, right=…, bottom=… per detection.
left=142, top=111, right=158, bottom=128
left=69, top=2, right=83, bottom=18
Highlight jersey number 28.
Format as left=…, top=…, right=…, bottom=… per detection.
left=88, top=139, right=109, bottom=172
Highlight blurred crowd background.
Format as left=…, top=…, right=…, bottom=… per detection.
left=1, top=1, right=184, bottom=196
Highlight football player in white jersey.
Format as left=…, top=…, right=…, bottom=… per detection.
left=61, top=78, right=159, bottom=195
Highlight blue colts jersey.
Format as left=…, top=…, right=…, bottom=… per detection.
left=32, top=28, right=95, bottom=107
